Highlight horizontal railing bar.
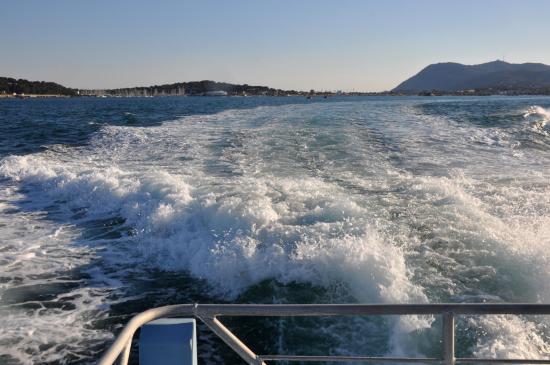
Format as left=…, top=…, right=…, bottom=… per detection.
left=196, top=303, right=550, bottom=317
left=456, top=359, right=550, bottom=364
left=260, top=355, right=442, bottom=363
left=258, top=358, right=550, bottom=365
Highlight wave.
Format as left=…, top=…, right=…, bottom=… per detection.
left=524, top=105, right=550, bottom=136
left=0, top=153, right=425, bottom=303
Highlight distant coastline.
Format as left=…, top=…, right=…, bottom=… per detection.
left=2, top=78, right=349, bottom=98
left=4, top=71, right=550, bottom=99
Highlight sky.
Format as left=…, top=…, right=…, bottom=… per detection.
left=2, top=0, right=550, bottom=92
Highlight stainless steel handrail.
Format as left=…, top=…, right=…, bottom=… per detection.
left=98, top=303, right=550, bottom=365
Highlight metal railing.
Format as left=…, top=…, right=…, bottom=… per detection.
left=98, top=303, right=550, bottom=365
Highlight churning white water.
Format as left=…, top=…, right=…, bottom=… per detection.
left=1, top=97, right=549, bottom=363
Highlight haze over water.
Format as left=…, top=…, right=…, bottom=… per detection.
left=1, top=96, right=550, bottom=363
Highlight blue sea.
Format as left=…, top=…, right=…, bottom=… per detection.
left=1, top=96, right=549, bottom=364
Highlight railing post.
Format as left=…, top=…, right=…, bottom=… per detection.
left=198, top=315, right=266, bottom=365
left=117, top=338, right=132, bottom=365
left=442, top=312, right=455, bottom=365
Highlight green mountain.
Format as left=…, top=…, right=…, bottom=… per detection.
left=393, top=60, right=550, bottom=92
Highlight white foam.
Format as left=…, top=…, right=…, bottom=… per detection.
left=0, top=153, right=422, bottom=303
left=0, top=184, right=115, bottom=364
left=524, top=105, right=550, bottom=135
left=472, top=315, right=550, bottom=358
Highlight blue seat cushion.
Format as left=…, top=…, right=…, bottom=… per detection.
left=139, top=318, right=197, bottom=365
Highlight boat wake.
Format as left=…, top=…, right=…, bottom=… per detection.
left=1, top=100, right=550, bottom=363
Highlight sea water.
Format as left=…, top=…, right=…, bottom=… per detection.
left=0, top=96, right=549, bottom=364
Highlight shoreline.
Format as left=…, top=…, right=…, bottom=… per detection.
left=0, top=94, right=71, bottom=99
left=3, top=92, right=550, bottom=100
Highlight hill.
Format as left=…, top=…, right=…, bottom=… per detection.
left=393, top=60, right=550, bottom=92
left=83, top=80, right=299, bottom=97
left=1, top=78, right=308, bottom=97
left=0, top=77, right=76, bottom=96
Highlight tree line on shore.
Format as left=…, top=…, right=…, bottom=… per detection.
left=0, top=77, right=76, bottom=96
left=0, top=78, right=311, bottom=97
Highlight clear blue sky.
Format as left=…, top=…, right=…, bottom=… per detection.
left=2, top=0, right=550, bottom=91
